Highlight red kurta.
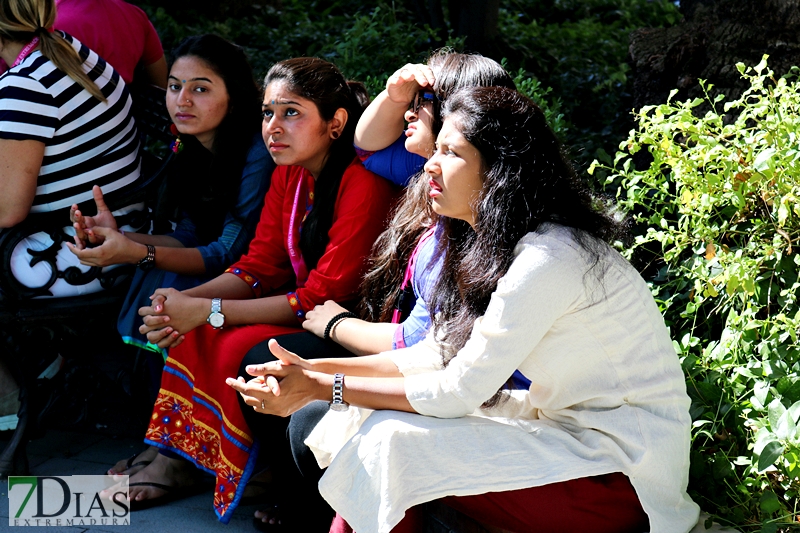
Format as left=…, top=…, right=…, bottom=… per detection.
left=145, top=158, right=395, bottom=522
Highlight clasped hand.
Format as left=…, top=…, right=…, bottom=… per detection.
left=226, top=339, right=318, bottom=418
left=138, top=288, right=208, bottom=349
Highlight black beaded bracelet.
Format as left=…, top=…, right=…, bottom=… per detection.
left=323, top=311, right=358, bottom=341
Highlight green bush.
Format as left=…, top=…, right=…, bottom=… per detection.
left=498, top=0, right=681, bottom=168
left=592, top=57, right=800, bottom=530
left=135, top=0, right=566, bottom=137
left=133, top=0, right=689, bottom=167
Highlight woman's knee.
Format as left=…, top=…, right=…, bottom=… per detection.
left=288, top=401, right=329, bottom=479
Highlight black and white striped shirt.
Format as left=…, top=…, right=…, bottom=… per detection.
left=0, top=32, right=140, bottom=213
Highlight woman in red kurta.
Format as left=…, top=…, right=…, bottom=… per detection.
left=114, top=57, right=395, bottom=522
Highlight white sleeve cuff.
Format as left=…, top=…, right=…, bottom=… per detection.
left=386, top=334, right=443, bottom=376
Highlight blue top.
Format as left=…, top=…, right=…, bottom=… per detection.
left=361, top=134, right=426, bottom=186
left=392, top=227, right=531, bottom=390
left=169, top=133, right=274, bottom=275
left=394, top=227, right=442, bottom=349
left=117, top=133, right=274, bottom=355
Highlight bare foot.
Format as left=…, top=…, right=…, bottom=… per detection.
left=105, top=453, right=198, bottom=504
left=254, top=503, right=283, bottom=526
left=107, top=446, right=158, bottom=476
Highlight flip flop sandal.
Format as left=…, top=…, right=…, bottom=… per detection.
left=106, top=452, right=153, bottom=476
left=128, top=481, right=210, bottom=511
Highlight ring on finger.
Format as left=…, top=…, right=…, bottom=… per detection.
left=261, top=399, right=266, bottom=409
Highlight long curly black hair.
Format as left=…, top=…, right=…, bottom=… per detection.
left=429, top=86, right=627, bottom=406
left=359, top=52, right=516, bottom=322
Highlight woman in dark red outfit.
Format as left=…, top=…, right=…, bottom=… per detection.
left=111, top=57, right=395, bottom=522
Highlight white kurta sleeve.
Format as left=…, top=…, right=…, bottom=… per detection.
left=387, top=333, right=443, bottom=375
left=403, top=230, right=588, bottom=418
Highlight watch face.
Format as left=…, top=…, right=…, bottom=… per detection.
left=329, top=402, right=349, bottom=412
left=208, top=312, right=225, bottom=328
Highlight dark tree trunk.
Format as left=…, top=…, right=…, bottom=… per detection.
left=629, top=0, right=800, bottom=110
left=406, top=0, right=500, bottom=56
left=447, top=0, right=500, bottom=55
left=409, top=0, right=447, bottom=38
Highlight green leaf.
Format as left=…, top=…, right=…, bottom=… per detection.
left=754, top=148, right=776, bottom=172
left=759, top=490, right=781, bottom=514
left=788, top=400, right=800, bottom=423
left=760, top=523, right=777, bottom=533
left=758, top=441, right=784, bottom=472
left=778, top=202, right=789, bottom=226
left=754, top=54, right=770, bottom=74
left=769, top=399, right=786, bottom=430
left=775, top=410, right=796, bottom=441
left=783, top=380, right=800, bottom=403
left=755, top=381, right=770, bottom=406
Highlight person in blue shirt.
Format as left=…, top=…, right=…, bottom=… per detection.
left=67, top=35, right=273, bottom=475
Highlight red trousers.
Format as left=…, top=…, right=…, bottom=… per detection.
left=329, top=472, right=649, bottom=533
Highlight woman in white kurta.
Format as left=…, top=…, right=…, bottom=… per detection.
left=228, top=86, right=701, bottom=533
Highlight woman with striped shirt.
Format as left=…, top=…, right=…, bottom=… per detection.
left=0, top=0, right=141, bottom=296
left=0, top=0, right=141, bottom=431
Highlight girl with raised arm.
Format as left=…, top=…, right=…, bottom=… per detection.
left=303, top=51, right=517, bottom=356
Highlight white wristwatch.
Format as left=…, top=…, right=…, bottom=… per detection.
left=329, top=373, right=349, bottom=411
left=207, top=298, right=225, bottom=329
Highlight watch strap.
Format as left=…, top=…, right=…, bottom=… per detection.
left=137, top=244, right=156, bottom=270
left=330, top=373, right=348, bottom=410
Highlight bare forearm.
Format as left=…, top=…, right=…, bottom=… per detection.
left=354, top=90, right=408, bottom=150
left=329, top=318, right=397, bottom=356
left=163, top=291, right=298, bottom=338
left=181, top=276, right=297, bottom=327
left=115, top=233, right=208, bottom=275
left=0, top=139, right=43, bottom=228
left=184, top=272, right=254, bottom=299
left=124, top=232, right=185, bottom=247
left=213, top=295, right=298, bottom=327
left=129, top=234, right=209, bottom=275
left=309, top=371, right=413, bottom=412
left=307, top=354, right=402, bottom=378
left=142, top=56, right=168, bottom=89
